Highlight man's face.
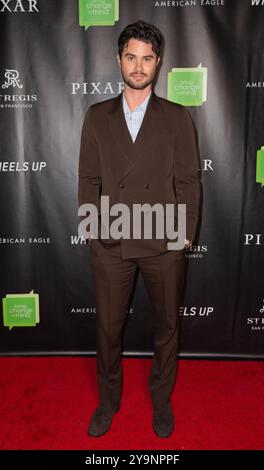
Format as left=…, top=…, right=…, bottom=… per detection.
left=117, top=38, right=160, bottom=90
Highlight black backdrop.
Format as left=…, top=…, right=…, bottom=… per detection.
left=0, top=0, right=264, bottom=357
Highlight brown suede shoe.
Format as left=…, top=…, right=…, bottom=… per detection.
left=152, top=402, right=174, bottom=438
left=88, top=404, right=120, bottom=437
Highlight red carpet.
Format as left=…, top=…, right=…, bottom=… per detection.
left=0, top=357, right=263, bottom=450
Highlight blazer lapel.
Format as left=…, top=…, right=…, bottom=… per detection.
left=108, top=90, right=163, bottom=182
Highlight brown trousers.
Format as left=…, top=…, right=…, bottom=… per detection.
left=90, top=239, right=186, bottom=412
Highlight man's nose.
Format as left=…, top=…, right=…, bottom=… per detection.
left=135, top=59, right=143, bottom=71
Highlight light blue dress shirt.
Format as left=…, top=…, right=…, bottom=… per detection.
left=122, top=92, right=151, bottom=142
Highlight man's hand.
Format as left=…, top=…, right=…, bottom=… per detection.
left=184, top=239, right=192, bottom=249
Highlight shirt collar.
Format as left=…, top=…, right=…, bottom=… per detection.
left=122, top=91, right=152, bottom=115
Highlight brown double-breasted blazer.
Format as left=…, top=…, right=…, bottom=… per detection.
left=78, top=91, right=201, bottom=258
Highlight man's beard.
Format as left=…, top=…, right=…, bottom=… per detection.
left=121, top=71, right=154, bottom=90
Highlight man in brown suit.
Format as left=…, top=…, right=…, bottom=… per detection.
left=78, top=20, right=200, bottom=438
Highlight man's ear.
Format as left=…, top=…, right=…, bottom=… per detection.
left=156, top=56, right=160, bottom=66
left=117, top=54, right=121, bottom=67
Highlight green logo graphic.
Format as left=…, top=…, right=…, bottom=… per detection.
left=256, top=146, right=264, bottom=187
left=167, top=64, right=207, bottom=106
left=79, top=0, right=119, bottom=29
left=2, top=290, right=40, bottom=330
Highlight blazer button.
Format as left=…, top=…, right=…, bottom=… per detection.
left=119, top=183, right=125, bottom=188
left=144, top=183, right=149, bottom=189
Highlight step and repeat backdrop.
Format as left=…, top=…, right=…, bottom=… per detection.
left=0, top=0, right=263, bottom=357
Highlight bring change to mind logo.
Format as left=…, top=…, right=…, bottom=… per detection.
left=167, top=64, right=207, bottom=106
left=256, top=146, right=264, bottom=187
left=2, top=290, right=39, bottom=330
left=79, top=0, right=119, bottom=30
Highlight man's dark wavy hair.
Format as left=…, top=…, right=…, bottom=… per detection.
left=118, top=20, right=163, bottom=59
